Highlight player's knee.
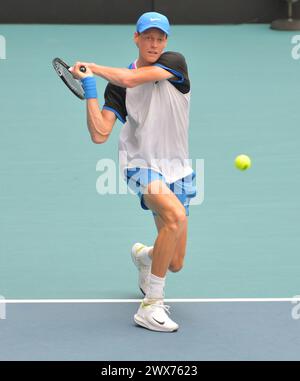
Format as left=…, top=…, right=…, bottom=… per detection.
left=91, top=134, right=108, bottom=144
left=164, top=208, right=186, bottom=234
left=169, top=259, right=184, bottom=273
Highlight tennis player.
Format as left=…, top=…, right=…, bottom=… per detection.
left=71, top=12, right=196, bottom=332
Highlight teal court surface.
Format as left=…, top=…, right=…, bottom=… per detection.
left=0, top=24, right=300, bottom=360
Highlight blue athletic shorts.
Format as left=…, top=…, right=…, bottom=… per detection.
left=125, top=168, right=197, bottom=216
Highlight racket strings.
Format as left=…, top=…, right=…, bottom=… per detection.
left=60, top=64, right=83, bottom=94
left=53, top=59, right=85, bottom=99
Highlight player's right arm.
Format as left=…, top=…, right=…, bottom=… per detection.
left=69, top=64, right=118, bottom=144
left=70, top=64, right=127, bottom=141
left=86, top=100, right=117, bottom=144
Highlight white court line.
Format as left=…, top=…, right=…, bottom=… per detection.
left=1, top=298, right=299, bottom=304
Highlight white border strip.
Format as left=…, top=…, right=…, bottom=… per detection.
left=1, top=298, right=299, bottom=304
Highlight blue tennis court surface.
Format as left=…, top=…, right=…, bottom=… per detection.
left=0, top=300, right=300, bottom=360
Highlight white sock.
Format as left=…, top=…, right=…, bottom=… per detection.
left=137, top=245, right=153, bottom=266
left=145, top=273, right=165, bottom=301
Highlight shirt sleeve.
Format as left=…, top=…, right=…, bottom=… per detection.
left=153, top=51, right=190, bottom=94
left=103, top=83, right=127, bottom=124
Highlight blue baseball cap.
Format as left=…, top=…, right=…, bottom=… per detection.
left=136, top=12, right=170, bottom=36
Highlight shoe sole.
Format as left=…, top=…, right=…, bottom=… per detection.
left=139, top=287, right=146, bottom=296
left=131, top=244, right=141, bottom=270
left=134, top=314, right=178, bottom=333
left=131, top=244, right=148, bottom=296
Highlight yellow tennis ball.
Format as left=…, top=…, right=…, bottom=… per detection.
left=235, top=154, right=251, bottom=171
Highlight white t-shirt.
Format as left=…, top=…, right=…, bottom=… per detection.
left=103, top=51, right=193, bottom=184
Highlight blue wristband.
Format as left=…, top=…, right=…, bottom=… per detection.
left=81, top=76, right=98, bottom=99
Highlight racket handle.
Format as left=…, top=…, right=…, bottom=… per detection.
left=80, top=66, right=87, bottom=73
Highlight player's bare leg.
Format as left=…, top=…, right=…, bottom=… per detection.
left=131, top=204, right=187, bottom=294
left=152, top=213, right=188, bottom=273
left=134, top=180, right=187, bottom=332
left=143, top=180, right=187, bottom=277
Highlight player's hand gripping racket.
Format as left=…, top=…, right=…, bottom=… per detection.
left=52, top=58, right=87, bottom=100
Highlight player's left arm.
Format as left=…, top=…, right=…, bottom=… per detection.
left=71, top=62, right=174, bottom=88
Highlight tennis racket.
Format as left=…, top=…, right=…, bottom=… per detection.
left=52, top=57, right=87, bottom=100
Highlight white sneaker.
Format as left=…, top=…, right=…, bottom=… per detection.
left=131, top=243, right=151, bottom=296
left=134, top=300, right=179, bottom=332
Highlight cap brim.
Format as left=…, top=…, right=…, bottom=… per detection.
left=138, top=24, right=169, bottom=35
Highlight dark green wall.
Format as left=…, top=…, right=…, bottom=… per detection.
left=0, top=0, right=299, bottom=23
